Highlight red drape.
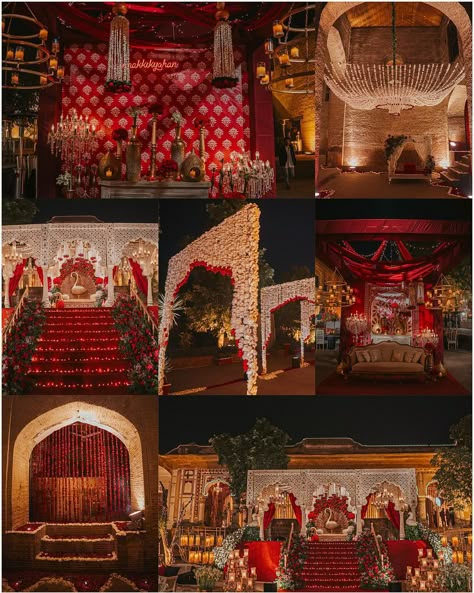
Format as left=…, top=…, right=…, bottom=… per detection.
left=263, top=502, right=276, bottom=530
left=288, top=493, right=302, bottom=526
left=395, top=240, right=412, bottom=261
left=238, top=541, right=282, bottom=582
left=35, top=262, right=44, bottom=286
left=128, top=258, right=148, bottom=295
left=385, top=501, right=400, bottom=530
left=9, top=260, right=26, bottom=296
left=361, top=494, right=372, bottom=519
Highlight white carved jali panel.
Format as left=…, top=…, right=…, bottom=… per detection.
left=158, top=204, right=260, bottom=395
left=2, top=222, right=158, bottom=273
left=260, top=278, right=315, bottom=374
left=247, top=469, right=418, bottom=515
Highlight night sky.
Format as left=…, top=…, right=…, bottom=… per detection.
left=32, top=199, right=159, bottom=224
left=159, top=199, right=315, bottom=284
left=159, top=396, right=471, bottom=452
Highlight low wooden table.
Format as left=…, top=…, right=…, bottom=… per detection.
left=99, top=180, right=211, bottom=199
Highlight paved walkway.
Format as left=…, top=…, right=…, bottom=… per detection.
left=167, top=351, right=315, bottom=395
left=318, top=169, right=460, bottom=199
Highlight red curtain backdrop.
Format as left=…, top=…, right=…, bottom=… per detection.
left=385, top=501, right=401, bottom=530
left=238, top=541, right=282, bottom=582
left=386, top=540, right=426, bottom=580
left=288, top=493, right=303, bottom=526
left=361, top=494, right=372, bottom=520
left=128, top=258, right=148, bottom=295
left=62, top=44, right=251, bottom=178
left=35, top=261, right=44, bottom=286
left=9, top=260, right=26, bottom=296
left=30, top=422, right=131, bottom=523
left=263, top=502, right=276, bottom=530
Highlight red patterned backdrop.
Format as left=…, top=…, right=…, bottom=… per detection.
left=62, top=44, right=250, bottom=176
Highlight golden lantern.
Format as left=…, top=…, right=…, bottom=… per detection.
left=290, top=46, right=299, bottom=58
left=273, top=20, right=284, bottom=38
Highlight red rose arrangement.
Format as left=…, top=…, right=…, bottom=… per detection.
left=112, top=127, right=129, bottom=142
left=193, top=117, right=210, bottom=129
left=105, top=79, right=132, bottom=93
left=148, top=103, right=166, bottom=118
left=212, top=76, right=238, bottom=89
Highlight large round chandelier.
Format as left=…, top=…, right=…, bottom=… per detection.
left=324, top=3, right=465, bottom=116
left=2, top=4, right=64, bottom=90
left=425, top=274, right=466, bottom=313
left=255, top=3, right=315, bottom=95
left=317, top=267, right=355, bottom=309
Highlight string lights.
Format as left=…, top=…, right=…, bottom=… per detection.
left=106, top=3, right=131, bottom=92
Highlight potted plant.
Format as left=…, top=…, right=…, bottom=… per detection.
left=193, top=565, right=222, bottom=592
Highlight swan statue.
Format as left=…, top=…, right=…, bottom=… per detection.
left=71, top=271, right=87, bottom=296
left=324, top=507, right=339, bottom=533
left=406, top=511, right=417, bottom=526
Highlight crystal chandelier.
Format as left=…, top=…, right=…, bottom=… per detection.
left=212, top=2, right=238, bottom=89
left=106, top=3, right=131, bottom=93
left=256, top=3, right=315, bottom=95
left=324, top=3, right=465, bottom=115
left=345, top=313, right=368, bottom=341
left=373, top=484, right=395, bottom=509
left=3, top=241, right=30, bottom=266
left=2, top=4, right=64, bottom=90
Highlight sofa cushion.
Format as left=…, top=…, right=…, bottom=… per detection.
left=369, top=349, right=382, bottom=362
left=404, top=350, right=423, bottom=364
left=391, top=350, right=404, bottom=362
left=356, top=350, right=371, bottom=363
left=352, top=362, right=425, bottom=374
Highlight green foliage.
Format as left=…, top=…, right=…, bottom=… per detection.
left=441, top=563, right=472, bottom=592
left=2, top=88, right=39, bottom=117
left=431, top=415, right=472, bottom=510
left=212, top=526, right=260, bottom=569
left=405, top=522, right=452, bottom=562
left=3, top=199, right=38, bottom=225
left=384, top=135, right=408, bottom=160
left=356, top=529, right=395, bottom=589
left=445, top=257, right=472, bottom=294
left=210, top=418, right=290, bottom=501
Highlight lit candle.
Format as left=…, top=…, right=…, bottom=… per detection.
left=419, top=581, right=426, bottom=591
left=441, top=536, right=448, bottom=546
left=40, top=75, right=47, bottom=86
left=195, top=535, right=200, bottom=546
left=244, top=548, right=249, bottom=557
left=11, top=71, right=19, bottom=85
left=421, top=558, right=428, bottom=568
left=49, top=56, right=58, bottom=70
left=196, top=551, right=202, bottom=563
left=438, top=551, right=444, bottom=560
left=285, top=78, right=294, bottom=88
left=52, top=38, right=60, bottom=53
left=260, top=74, right=270, bottom=86
left=14, top=46, right=24, bottom=61
left=468, top=534, right=472, bottom=546
left=188, top=535, right=194, bottom=546
left=457, top=551, right=464, bottom=563
left=39, top=28, right=48, bottom=41
left=406, top=566, right=412, bottom=576
left=209, top=552, right=214, bottom=564
left=414, top=568, right=420, bottom=577
left=228, top=573, right=235, bottom=583
left=202, top=551, right=209, bottom=564
left=6, top=48, right=14, bottom=60
left=418, top=549, right=424, bottom=558
left=467, top=551, right=472, bottom=563
left=105, top=168, right=113, bottom=178
left=256, top=62, right=266, bottom=78
left=427, top=571, right=434, bottom=581
left=217, top=535, right=223, bottom=546
left=57, top=66, right=65, bottom=80
left=452, top=552, right=457, bottom=564
left=264, top=38, right=274, bottom=54
left=279, top=52, right=290, bottom=66
left=250, top=567, right=257, bottom=577
left=236, top=583, right=242, bottom=592
left=452, top=536, right=459, bottom=548
left=427, top=549, right=433, bottom=559
left=290, top=46, right=299, bottom=58
left=273, top=20, right=283, bottom=38
left=241, top=570, right=248, bottom=580
left=234, top=550, right=240, bottom=559
left=433, top=560, right=439, bottom=569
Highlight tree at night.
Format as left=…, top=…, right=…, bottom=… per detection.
left=431, top=415, right=472, bottom=510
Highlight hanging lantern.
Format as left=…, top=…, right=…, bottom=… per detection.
left=256, top=62, right=266, bottom=79
left=285, top=78, right=294, bottom=89
left=105, top=3, right=131, bottom=93
left=290, top=46, right=299, bottom=58
left=416, top=279, right=425, bottom=305
left=264, top=38, right=274, bottom=55
left=260, top=73, right=270, bottom=86
left=273, top=20, right=284, bottom=38
left=212, top=2, right=238, bottom=89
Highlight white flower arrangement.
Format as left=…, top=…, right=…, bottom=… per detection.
left=440, top=563, right=472, bottom=592
left=170, top=110, right=185, bottom=126
left=43, top=534, right=114, bottom=542
left=99, top=573, right=141, bottom=592
left=23, top=577, right=78, bottom=592
left=56, top=172, right=72, bottom=187
left=37, top=552, right=117, bottom=562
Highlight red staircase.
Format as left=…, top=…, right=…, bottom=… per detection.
left=27, top=309, right=131, bottom=394
left=301, top=541, right=362, bottom=592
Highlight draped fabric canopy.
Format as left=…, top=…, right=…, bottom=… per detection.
left=317, top=219, right=470, bottom=285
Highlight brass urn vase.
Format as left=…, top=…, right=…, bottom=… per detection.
left=126, top=123, right=141, bottom=182
left=171, top=123, right=186, bottom=174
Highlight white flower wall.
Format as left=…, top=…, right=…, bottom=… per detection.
left=260, top=278, right=316, bottom=374
left=158, top=204, right=260, bottom=395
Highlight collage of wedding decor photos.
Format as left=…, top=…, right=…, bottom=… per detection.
left=2, top=2, right=473, bottom=593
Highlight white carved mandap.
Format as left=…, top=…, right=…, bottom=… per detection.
left=2, top=218, right=158, bottom=308
left=246, top=468, right=418, bottom=540
left=260, top=278, right=316, bottom=374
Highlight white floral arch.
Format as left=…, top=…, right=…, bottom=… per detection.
left=158, top=204, right=260, bottom=395
left=387, top=135, right=432, bottom=176
left=260, top=278, right=315, bottom=374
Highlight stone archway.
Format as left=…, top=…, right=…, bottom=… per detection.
left=8, top=401, right=145, bottom=530
left=315, top=1, right=473, bottom=185
left=260, top=278, right=315, bottom=374
left=158, top=204, right=260, bottom=395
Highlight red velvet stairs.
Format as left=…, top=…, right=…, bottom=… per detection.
left=27, top=309, right=131, bottom=394
left=301, top=541, right=362, bottom=592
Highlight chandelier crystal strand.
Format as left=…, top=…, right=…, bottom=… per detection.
left=212, top=3, right=238, bottom=89
left=106, top=4, right=131, bottom=92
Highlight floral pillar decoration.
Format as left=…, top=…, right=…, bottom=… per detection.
left=212, top=2, right=238, bottom=89
left=260, top=278, right=316, bottom=374
left=105, top=3, right=131, bottom=93
left=158, top=204, right=260, bottom=395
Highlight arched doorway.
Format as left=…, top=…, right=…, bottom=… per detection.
left=30, top=421, right=131, bottom=523
left=204, top=481, right=233, bottom=528
left=8, top=401, right=145, bottom=530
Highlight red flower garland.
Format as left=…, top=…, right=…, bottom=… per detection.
left=58, top=257, right=97, bottom=285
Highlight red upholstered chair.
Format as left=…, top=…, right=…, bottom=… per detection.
left=403, top=163, right=417, bottom=174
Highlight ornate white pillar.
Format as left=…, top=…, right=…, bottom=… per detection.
left=399, top=510, right=405, bottom=540
left=417, top=496, right=427, bottom=523
left=105, top=266, right=115, bottom=306
left=42, top=276, right=50, bottom=308
left=147, top=274, right=153, bottom=306
left=356, top=505, right=363, bottom=535
left=258, top=509, right=265, bottom=541
left=4, top=275, right=11, bottom=308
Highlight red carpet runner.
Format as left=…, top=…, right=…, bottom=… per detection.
left=27, top=309, right=131, bottom=394
left=301, top=541, right=362, bottom=592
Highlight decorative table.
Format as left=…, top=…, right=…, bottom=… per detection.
left=99, top=180, right=211, bottom=199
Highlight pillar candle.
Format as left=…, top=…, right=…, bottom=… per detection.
left=273, top=20, right=283, bottom=38
left=452, top=536, right=459, bottom=547
left=290, top=46, right=299, bottom=58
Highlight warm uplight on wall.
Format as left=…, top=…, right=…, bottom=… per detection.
left=449, top=141, right=457, bottom=148
left=440, top=159, right=449, bottom=169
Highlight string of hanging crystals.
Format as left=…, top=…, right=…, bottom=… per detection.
left=106, top=3, right=131, bottom=93
left=212, top=2, right=238, bottom=89
left=324, top=2, right=465, bottom=115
